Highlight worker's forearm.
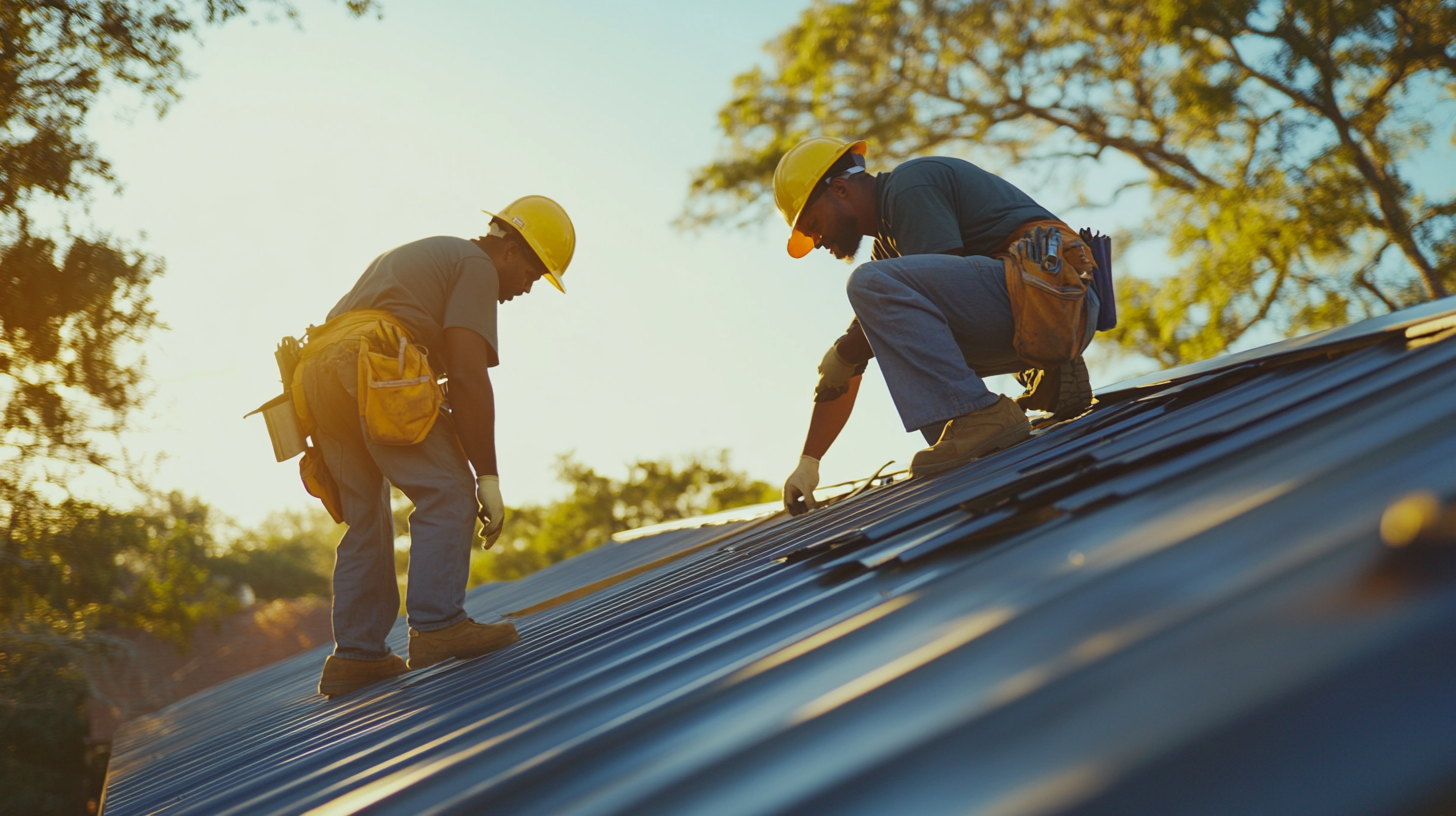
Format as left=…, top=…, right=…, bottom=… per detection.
left=803, top=376, right=861, bottom=460
left=448, top=375, right=498, bottom=477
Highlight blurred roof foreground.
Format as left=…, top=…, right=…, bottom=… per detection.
left=102, top=298, right=1456, bottom=816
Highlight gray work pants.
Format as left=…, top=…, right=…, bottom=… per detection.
left=846, top=253, right=1097, bottom=442
left=302, top=343, right=477, bottom=661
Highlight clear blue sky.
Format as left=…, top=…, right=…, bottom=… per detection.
left=77, top=0, right=1453, bottom=527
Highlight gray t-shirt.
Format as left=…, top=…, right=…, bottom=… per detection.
left=328, top=236, right=500, bottom=367
left=871, top=157, right=1054, bottom=260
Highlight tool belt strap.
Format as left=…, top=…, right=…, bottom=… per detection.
left=993, top=218, right=1076, bottom=254
left=290, top=309, right=414, bottom=436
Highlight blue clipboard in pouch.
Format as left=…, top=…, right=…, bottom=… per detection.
left=1079, top=228, right=1116, bottom=331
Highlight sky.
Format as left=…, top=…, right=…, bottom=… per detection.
left=73, top=0, right=1455, bottom=529
left=81, top=0, right=941, bottom=526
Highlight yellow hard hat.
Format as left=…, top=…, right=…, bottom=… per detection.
left=482, top=195, right=576, bottom=293
left=773, top=137, right=868, bottom=259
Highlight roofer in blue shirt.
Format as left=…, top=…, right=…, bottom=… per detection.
left=774, top=137, right=1112, bottom=514
left=281, top=197, right=576, bottom=697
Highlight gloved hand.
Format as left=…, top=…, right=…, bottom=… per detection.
left=783, top=455, right=821, bottom=516
left=814, top=345, right=857, bottom=402
left=476, top=475, right=505, bottom=546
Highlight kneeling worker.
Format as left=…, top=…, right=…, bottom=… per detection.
left=287, top=196, right=575, bottom=697
left=777, top=138, right=1106, bottom=512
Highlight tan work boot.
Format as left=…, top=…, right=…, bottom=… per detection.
left=318, top=653, right=407, bottom=698
left=909, top=396, right=1032, bottom=478
left=407, top=618, right=520, bottom=670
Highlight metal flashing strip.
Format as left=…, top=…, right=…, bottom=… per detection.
left=506, top=512, right=785, bottom=618
left=1096, top=294, right=1456, bottom=400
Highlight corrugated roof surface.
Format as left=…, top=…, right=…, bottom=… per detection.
left=102, top=298, right=1456, bottom=816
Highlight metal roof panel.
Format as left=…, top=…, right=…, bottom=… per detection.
left=101, top=304, right=1456, bottom=816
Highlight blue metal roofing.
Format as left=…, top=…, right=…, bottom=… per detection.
left=102, top=297, right=1456, bottom=816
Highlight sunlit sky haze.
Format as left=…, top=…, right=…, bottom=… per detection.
left=83, top=0, right=920, bottom=525
left=74, top=0, right=1452, bottom=527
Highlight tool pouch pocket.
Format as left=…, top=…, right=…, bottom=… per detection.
left=1001, top=226, right=1094, bottom=368
left=357, top=335, right=442, bottom=446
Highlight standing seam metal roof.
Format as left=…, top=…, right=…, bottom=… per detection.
left=102, top=297, right=1456, bottom=816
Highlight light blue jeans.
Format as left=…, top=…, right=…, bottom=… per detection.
left=301, top=343, right=477, bottom=661
left=845, top=253, right=1097, bottom=442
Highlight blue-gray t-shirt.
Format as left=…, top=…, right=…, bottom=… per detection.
left=329, top=236, right=501, bottom=367
left=871, top=157, right=1054, bottom=260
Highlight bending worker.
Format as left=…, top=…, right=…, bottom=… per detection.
left=289, top=196, right=575, bottom=697
left=777, top=138, right=1105, bottom=513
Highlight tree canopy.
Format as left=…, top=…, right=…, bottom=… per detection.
left=1, top=493, right=235, bottom=647
left=1, top=6, right=379, bottom=812
left=468, top=452, right=778, bottom=584
left=0, top=0, right=377, bottom=499
left=684, top=0, right=1456, bottom=366
left=210, top=507, right=342, bottom=602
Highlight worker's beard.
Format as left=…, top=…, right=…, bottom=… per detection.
left=823, top=210, right=863, bottom=263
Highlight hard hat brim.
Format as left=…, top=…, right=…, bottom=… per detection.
left=787, top=230, right=815, bottom=259
left=781, top=139, right=868, bottom=259
left=482, top=208, right=568, bottom=293
left=481, top=208, right=569, bottom=275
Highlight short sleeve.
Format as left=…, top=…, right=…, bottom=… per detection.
left=885, top=183, right=964, bottom=256
left=443, top=255, right=501, bottom=366
left=834, top=317, right=874, bottom=368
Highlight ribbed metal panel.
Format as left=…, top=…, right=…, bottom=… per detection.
left=102, top=297, right=1456, bottom=816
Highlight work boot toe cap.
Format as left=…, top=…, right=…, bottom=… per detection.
left=318, top=654, right=408, bottom=698
left=407, top=618, right=520, bottom=670
left=909, top=397, right=1032, bottom=478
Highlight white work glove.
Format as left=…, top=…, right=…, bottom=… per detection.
left=814, top=345, right=857, bottom=402
left=476, top=475, right=504, bottom=546
left=783, top=455, right=821, bottom=516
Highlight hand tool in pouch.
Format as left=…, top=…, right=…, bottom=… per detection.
left=245, top=336, right=307, bottom=461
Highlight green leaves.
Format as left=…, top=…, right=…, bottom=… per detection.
left=0, top=5, right=379, bottom=806
left=469, top=452, right=776, bottom=584
left=687, top=0, right=1456, bottom=366
left=0, top=0, right=382, bottom=492
left=0, top=491, right=235, bottom=646
left=0, top=644, right=91, bottom=816
left=0, top=231, right=158, bottom=463
left=209, top=508, right=340, bottom=602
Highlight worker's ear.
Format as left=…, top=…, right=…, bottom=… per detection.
left=828, top=177, right=852, bottom=200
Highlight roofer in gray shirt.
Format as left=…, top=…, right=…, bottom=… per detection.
left=772, top=138, right=1110, bottom=513
left=283, top=196, right=576, bottom=698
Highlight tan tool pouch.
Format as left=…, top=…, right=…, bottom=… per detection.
left=357, top=335, right=442, bottom=446
left=998, top=222, right=1095, bottom=368
left=299, top=445, right=344, bottom=523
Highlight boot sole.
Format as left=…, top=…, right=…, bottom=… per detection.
left=319, top=671, right=406, bottom=699
left=909, top=422, right=1032, bottom=478
left=320, top=679, right=370, bottom=698
left=407, top=626, right=520, bottom=670
left=1050, top=356, right=1093, bottom=421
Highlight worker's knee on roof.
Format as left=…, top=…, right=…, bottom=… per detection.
left=845, top=260, right=891, bottom=309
